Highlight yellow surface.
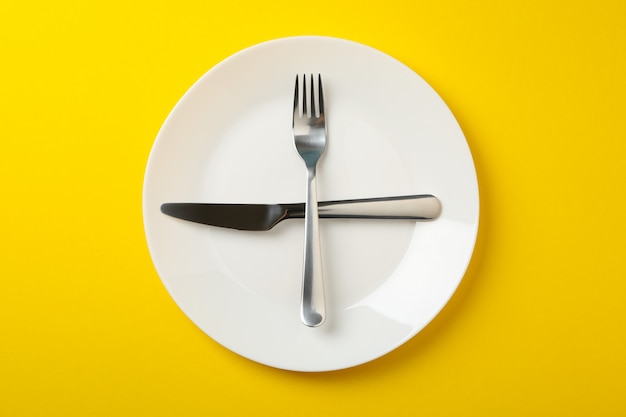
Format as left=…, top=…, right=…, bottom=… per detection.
left=1, top=0, right=625, bottom=415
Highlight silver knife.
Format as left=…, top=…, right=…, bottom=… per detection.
left=161, top=194, right=441, bottom=231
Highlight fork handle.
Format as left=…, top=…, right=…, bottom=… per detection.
left=301, top=167, right=326, bottom=327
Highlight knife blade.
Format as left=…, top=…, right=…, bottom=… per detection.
left=160, top=194, right=441, bottom=231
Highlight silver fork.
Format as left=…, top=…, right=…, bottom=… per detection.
left=292, top=74, right=327, bottom=327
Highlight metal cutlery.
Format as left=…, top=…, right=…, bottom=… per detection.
left=293, top=74, right=327, bottom=327
left=160, top=194, right=442, bottom=231
left=160, top=74, right=444, bottom=329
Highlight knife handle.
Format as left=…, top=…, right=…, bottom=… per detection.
left=314, top=195, right=442, bottom=220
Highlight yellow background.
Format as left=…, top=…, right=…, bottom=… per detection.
left=2, top=1, right=625, bottom=416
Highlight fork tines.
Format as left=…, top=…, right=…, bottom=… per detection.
left=294, top=74, right=324, bottom=118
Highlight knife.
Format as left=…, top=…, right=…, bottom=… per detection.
left=160, top=194, right=441, bottom=231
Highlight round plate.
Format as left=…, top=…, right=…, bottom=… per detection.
left=143, top=36, right=479, bottom=372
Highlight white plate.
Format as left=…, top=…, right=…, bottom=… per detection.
left=143, top=36, right=479, bottom=372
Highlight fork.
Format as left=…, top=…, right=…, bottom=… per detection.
left=293, top=74, right=327, bottom=327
